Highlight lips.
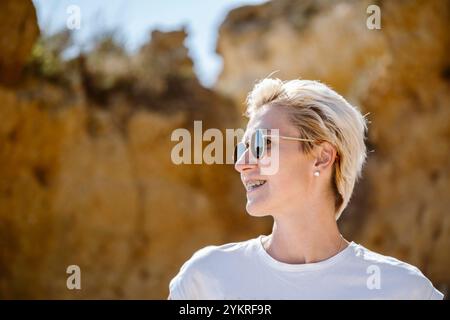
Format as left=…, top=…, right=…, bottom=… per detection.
left=244, top=179, right=267, bottom=192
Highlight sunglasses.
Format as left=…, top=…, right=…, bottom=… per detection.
left=234, top=129, right=317, bottom=164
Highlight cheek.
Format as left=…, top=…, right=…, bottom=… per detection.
left=271, top=150, right=310, bottom=194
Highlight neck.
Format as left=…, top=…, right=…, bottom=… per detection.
left=263, top=205, right=348, bottom=264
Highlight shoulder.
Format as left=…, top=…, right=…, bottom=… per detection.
left=169, top=238, right=257, bottom=299
left=194, top=238, right=254, bottom=262
left=183, top=237, right=256, bottom=272
left=348, top=243, right=444, bottom=299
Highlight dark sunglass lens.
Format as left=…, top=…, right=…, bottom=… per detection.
left=234, top=142, right=246, bottom=163
left=251, top=129, right=266, bottom=159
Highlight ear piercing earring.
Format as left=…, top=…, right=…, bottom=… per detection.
left=314, top=171, right=320, bottom=177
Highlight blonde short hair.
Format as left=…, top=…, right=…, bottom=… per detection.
left=245, top=78, right=368, bottom=220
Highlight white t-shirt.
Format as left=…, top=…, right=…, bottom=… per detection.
left=169, top=235, right=444, bottom=300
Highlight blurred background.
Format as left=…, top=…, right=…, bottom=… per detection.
left=0, top=0, right=448, bottom=299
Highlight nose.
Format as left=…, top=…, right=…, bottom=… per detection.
left=234, top=148, right=258, bottom=173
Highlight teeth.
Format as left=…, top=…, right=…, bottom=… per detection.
left=246, top=180, right=266, bottom=189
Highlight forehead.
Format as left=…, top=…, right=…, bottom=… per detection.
left=244, top=105, right=297, bottom=139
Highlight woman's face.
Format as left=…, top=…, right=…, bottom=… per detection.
left=235, top=105, right=318, bottom=217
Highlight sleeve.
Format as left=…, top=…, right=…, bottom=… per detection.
left=168, top=246, right=214, bottom=299
left=168, top=258, right=200, bottom=300
left=168, top=275, right=185, bottom=299
left=428, top=285, right=444, bottom=300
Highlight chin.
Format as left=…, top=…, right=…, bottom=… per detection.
left=245, top=201, right=271, bottom=217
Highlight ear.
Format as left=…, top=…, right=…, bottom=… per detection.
left=313, top=142, right=337, bottom=172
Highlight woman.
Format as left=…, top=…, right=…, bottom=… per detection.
left=169, top=78, right=444, bottom=300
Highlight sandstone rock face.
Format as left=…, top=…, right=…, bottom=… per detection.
left=0, top=2, right=269, bottom=299
left=216, top=0, right=450, bottom=293
left=0, top=0, right=39, bottom=85
left=1, top=0, right=448, bottom=299
left=355, top=0, right=450, bottom=290
left=216, top=0, right=387, bottom=109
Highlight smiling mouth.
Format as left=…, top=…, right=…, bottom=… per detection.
left=245, top=180, right=267, bottom=192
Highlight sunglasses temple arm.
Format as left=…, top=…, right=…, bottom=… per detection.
left=266, top=135, right=316, bottom=142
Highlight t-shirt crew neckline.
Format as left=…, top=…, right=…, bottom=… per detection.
left=255, top=235, right=356, bottom=272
